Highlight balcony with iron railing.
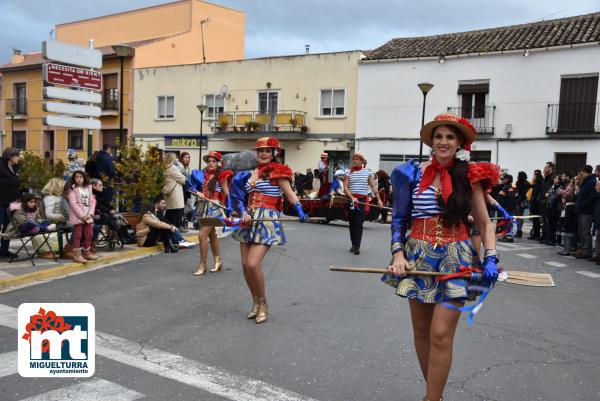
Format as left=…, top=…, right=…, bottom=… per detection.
left=102, top=88, right=119, bottom=113
left=546, top=103, right=600, bottom=135
left=211, top=110, right=309, bottom=139
left=446, top=106, right=495, bottom=134
left=5, top=98, right=27, bottom=118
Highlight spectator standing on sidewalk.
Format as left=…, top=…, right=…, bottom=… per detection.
left=162, top=153, right=187, bottom=231
left=575, top=165, right=597, bottom=259
left=539, top=162, right=556, bottom=244
left=528, top=169, right=543, bottom=240
left=496, top=174, right=518, bottom=242
left=0, top=148, right=21, bottom=258
left=95, top=145, right=116, bottom=204
left=515, top=171, right=531, bottom=238
left=544, top=176, right=562, bottom=246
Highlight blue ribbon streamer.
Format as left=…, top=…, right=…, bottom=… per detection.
left=442, top=281, right=493, bottom=325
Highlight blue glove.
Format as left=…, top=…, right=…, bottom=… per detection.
left=481, top=255, right=499, bottom=284
left=495, top=203, right=513, bottom=221
left=225, top=196, right=234, bottom=217
left=293, top=202, right=309, bottom=222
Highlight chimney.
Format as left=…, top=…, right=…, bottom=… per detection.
left=11, top=49, right=24, bottom=64
left=305, top=44, right=310, bottom=54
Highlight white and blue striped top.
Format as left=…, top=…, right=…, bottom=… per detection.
left=348, top=168, right=373, bottom=195
left=411, top=176, right=442, bottom=218
left=245, top=178, right=281, bottom=197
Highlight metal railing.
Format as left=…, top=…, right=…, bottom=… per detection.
left=446, top=106, right=495, bottom=134
left=5, top=98, right=27, bottom=116
left=102, top=89, right=119, bottom=111
left=212, top=110, right=308, bottom=133
left=546, top=103, right=600, bottom=134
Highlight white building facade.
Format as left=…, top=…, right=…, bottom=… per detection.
left=357, top=12, right=600, bottom=176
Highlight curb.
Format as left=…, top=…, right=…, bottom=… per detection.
left=0, top=234, right=199, bottom=293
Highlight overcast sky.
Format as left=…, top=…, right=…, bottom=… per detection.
left=1, top=0, right=599, bottom=64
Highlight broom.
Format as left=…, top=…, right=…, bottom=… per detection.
left=198, top=216, right=326, bottom=227
left=329, top=266, right=555, bottom=287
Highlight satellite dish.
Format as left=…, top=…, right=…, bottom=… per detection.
left=219, top=84, right=229, bottom=98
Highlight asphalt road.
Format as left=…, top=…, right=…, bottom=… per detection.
left=1, top=221, right=599, bottom=401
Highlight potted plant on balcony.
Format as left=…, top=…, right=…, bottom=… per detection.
left=219, top=122, right=229, bottom=132
left=289, top=118, right=298, bottom=129
left=300, top=125, right=309, bottom=133
left=232, top=126, right=239, bottom=132
left=245, top=121, right=253, bottom=131
left=274, top=126, right=280, bottom=132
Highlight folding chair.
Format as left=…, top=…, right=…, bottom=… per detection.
left=8, top=229, right=59, bottom=266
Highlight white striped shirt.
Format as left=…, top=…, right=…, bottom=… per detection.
left=412, top=176, right=442, bottom=218
left=348, top=168, right=373, bottom=195
left=245, top=178, right=281, bottom=197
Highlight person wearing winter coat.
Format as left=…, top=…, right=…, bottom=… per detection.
left=64, top=170, right=98, bottom=264
left=0, top=147, right=21, bottom=258
left=2, top=193, right=56, bottom=239
left=574, top=165, right=598, bottom=259
left=162, top=153, right=187, bottom=230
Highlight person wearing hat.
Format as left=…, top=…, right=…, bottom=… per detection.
left=317, top=152, right=331, bottom=197
left=230, top=137, right=309, bottom=324
left=191, top=151, right=233, bottom=276
left=65, top=149, right=85, bottom=179
left=382, top=113, right=500, bottom=401
left=343, top=152, right=383, bottom=255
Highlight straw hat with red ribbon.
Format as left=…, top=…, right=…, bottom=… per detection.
left=255, top=137, right=281, bottom=150
left=420, top=113, right=477, bottom=153
left=203, top=151, right=223, bottom=163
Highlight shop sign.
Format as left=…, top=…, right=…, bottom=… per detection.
left=164, top=136, right=207, bottom=149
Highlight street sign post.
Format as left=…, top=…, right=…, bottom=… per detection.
left=43, top=115, right=101, bottom=130
left=43, top=86, right=102, bottom=104
left=43, top=101, right=101, bottom=117
left=43, top=63, right=102, bottom=91
left=42, top=40, right=102, bottom=69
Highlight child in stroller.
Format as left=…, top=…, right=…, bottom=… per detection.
left=91, top=179, right=135, bottom=248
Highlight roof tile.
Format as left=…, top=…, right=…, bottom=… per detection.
left=364, top=12, right=600, bottom=60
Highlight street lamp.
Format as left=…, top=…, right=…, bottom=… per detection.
left=196, top=104, right=207, bottom=169
left=111, top=44, right=134, bottom=147
left=417, top=82, right=434, bottom=162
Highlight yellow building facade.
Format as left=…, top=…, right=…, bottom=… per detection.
left=0, top=50, right=132, bottom=161
left=0, top=0, right=245, bottom=160
left=133, top=51, right=362, bottom=172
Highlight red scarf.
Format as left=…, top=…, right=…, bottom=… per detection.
left=418, top=158, right=455, bottom=203
left=350, top=166, right=363, bottom=173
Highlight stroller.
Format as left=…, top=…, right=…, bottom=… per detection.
left=94, top=211, right=133, bottom=251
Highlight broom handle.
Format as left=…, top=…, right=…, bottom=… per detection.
left=490, top=215, right=540, bottom=221
left=332, top=195, right=392, bottom=210
left=330, top=267, right=446, bottom=277
left=253, top=217, right=326, bottom=222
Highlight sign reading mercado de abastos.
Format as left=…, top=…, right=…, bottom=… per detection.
left=164, top=136, right=207, bottom=149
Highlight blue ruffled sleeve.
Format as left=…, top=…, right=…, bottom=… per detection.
left=390, top=160, right=420, bottom=255
left=188, top=169, right=205, bottom=193
left=230, top=170, right=251, bottom=214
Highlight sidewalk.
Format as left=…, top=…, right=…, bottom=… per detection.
left=0, top=230, right=199, bottom=293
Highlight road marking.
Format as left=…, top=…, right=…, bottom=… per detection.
left=496, top=243, right=547, bottom=252
left=576, top=271, right=600, bottom=278
left=544, top=261, right=568, bottom=268
left=20, top=378, right=144, bottom=401
left=0, top=351, right=18, bottom=378
left=516, top=253, right=537, bottom=259
left=0, top=304, right=319, bottom=401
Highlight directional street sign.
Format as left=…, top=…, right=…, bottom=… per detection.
left=43, top=63, right=102, bottom=91
left=43, top=115, right=101, bottom=130
left=42, top=40, right=102, bottom=69
left=43, top=101, right=101, bottom=117
left=43, top=86, right=102, bottom=104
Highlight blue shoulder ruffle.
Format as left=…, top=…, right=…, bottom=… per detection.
left=188, top=169, right=205, bottom=193
left=390, top=160, right=421, bottom=251
left=230, top=170, right=252, bottom=213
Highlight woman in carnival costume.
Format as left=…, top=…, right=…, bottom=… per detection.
left=190, top=151, right=234, bottom=276
left=344, top=153, right=383, bottom=255
left=230, top=137, right=309, bottom=324
left=383, top=113, right=500, bottom=401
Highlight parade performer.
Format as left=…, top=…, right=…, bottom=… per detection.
left=230, top=137, right=309, bottom=324
left=317, top=152, right=331, bottom=197
left=383, top=113, right=500, bottom=401
left=343, top=153, right=383, bottom=255
left=190, top=151, right=233, bottom=276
